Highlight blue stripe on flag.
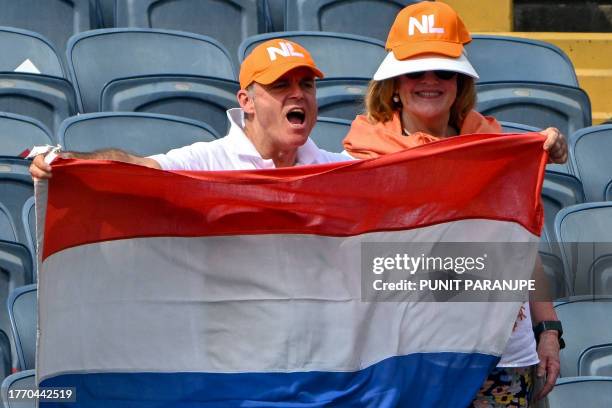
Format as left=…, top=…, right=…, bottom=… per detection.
left=40, top=352, right=497, bottom=407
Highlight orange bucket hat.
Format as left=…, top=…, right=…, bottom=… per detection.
left=374, top=1, right=478, bottom=80
left=239, top=39, right=324, bottom=89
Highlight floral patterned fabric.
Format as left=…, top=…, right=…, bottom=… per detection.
left=470, top=366, right=535, bottom=408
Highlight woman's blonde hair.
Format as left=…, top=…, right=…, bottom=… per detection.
left=364, top=73, right=476, bottom=130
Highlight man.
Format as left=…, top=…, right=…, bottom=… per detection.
left=30, top=38, right=351, bottom=178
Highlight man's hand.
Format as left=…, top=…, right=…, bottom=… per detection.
left=29, top=153, right=56, bottom=180
left=534, top=331, right=561, bottom=400
left=541, top=127, right=568, bottom=164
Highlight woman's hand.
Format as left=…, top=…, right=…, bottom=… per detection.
left=541, top=127, right=568, bottom=164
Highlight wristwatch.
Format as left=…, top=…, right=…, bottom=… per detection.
left=533, top=320, right=565, bottom=349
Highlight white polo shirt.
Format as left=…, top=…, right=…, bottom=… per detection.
left=150, top=108, right=351, bottom=171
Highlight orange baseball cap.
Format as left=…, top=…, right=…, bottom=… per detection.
left=385, top=1, right=472, bottom=60
left=239, top=39, right=324, bottom=89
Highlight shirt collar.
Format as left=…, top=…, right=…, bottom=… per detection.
left=225, top=108, right=322, bottom=166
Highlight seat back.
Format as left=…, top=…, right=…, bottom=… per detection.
left=284, top=0, right=419, bottom=42
left=605, top=179, right=612, bottom=201
left=67, top=29, right=236, bottom=112
left=100, top=74, right=239, bottom=136
left=0, top=170, right=33, bottom=248
left=0, top=369, right=35, bottom=408
left=0, top=73, right=78, bottom=134
left=0, top=113, right=53, bottom=157
left=239, top=32, right=386, bottom=79
left=555, top=203, right=612, bottom=296
left=547, top=376, right=612, bottom=407
left=570, top=125, right=612, bottom=201
left=466, top=35, right=578, bottom=86
left=316, top=78, right=367, bottom=121
left=8, top=284, right=37, bottom=370
left=310, top=117, right=351, bottom=153
left=578, top=344, right=612, bottom=376
left=59, top=112, right=218, bottom=157
left=115, top=0, right=263, bottom=67
left=476, top=81, right=591, bottom=136
left=0, top=27, right=64, bottom=77
left=554, top=299, right=612, bottom=377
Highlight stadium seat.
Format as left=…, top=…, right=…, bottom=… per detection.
left=0, top=330, right=10, bottom=381
left=266, top=0, right=285, bottom=31
left=0, top=158, right=30, bottom=177
left=316, top=78, right=368, bottom=121
left=59, top=112, right=218, bottom=157
left=605, top=179, right=612, bottom=201
left=0, top=205, right=15, bottom=243
left=0, top=73, right=78, bottom=135
left=0, top=27, right=64, bottom=77
left=284, top=0, right=420, bottom=42
left=539, top=251, right=571, bottom=300
left=466, top=35, right=578, bottom=86
left=100, top=74, right=239, bottom=136
left=115, top=0, right=265, bottom=67
left=0, top=0, right=92, bottom=66
left=94, top=0, right=114, bottom=28
left=555, top=203, right=612, bottom=296
left=554, top=298, right=612, bottom=377
left=0, top=168, right=33, bottom=249
left=310, top=117, right=351, bottom=153
left=476, top=81, right=591, bottom=137
left=8, top=284, right=36, bottom=371
left=0, top=369, right=35, bottom=408
left=20, top=197, right=36, bottom=276
left=578, top=344, right=612, bottom=376
left=547, top=376, right=612, bottom=407
left=569, top=125, right=612, bottom=201
left=239, top=32, right=386, bottom=79
left=0, top=113, right=53, bottom=158
left=67, top=29, right=236, bottom=112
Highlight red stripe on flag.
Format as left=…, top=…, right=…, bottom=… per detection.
left=42, top=133, right=547, bottom=259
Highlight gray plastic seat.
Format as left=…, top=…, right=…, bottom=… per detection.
left=310, top=117, right=351, bottom=153
left=539, top=251, right=571, bottom=300
left=0, top=167, right=33, bottom=248
left=0, top=73, right=78, bottom=135
left=605, top=179, right=612, bottom=201
left=67, top=28, right=236, bottom=112
left=115, top=0, right=264, bottom=67
left=239, top=32, right=386, bottom=79
left=0, top=369, right=35, bottom=408
left=547, top=376, right=612, bottom=408
left=284, top=0, right=419, bottom=42
left=578, top=344, right=612, bottom=376
left=0, top=330, right=11, bottom=381
left=100, top=74, right=239, bottom=136
left=316, top=78, right=368, bottom=121
left=476, top=81, right=591, bottom=137
left=20, top=197, right=36, bottom=278
left=8, top=284, right=36, bottom=370
left=555, top=203, right=612, bottom=296
left=0, top=113, right=53, bottom=157
left=554, top=299, right=612, bottom=377
left=466, top=35, right=578, bottom=86
left=570, top=125, right=612, bottom=201
left=0, top=27, right=64, bottom=77
left=59, top=112, right=219, bottom=157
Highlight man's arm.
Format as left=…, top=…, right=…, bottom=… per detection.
left=29, top=149, right=161, bottom=180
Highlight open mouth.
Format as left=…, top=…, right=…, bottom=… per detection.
left=286, top=108, right=305, bottom=125
left=415, top=91, right=443, bottom=98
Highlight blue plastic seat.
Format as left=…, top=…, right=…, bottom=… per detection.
left=284, top=0, right=420, bottom=42
left=578, top=344, right=612, bottom=377
left=0, top=167, right=33, bottom=249
left=239, top=32, right=386, bottom=79
left=476, top=81, right=591, bottom=137
left=0, top=73, right=78, bottom=135
left=0, top=369, right=35, bottom=408
left=466, top=35, right=578, bottom=86
left=100, top=74, right=239, bottom=136
left=20, top=197, right=36, bottom=278
left=605, top=179, right=612, bottom=201
left=554, top=298, right=612, bottom=377
left=569, top=125, right=612, bottom=201
left=115, top=0, right=264, bottom=67
left=59, top=112, right=219, bottom=157
left=0, top=27, right=64, bottom=77
left=316, top=78, right=368, bottom=121
left=547, top=376, right=612, bottom=407
left=0, top=0, right=92, bottom=64
left=310, top=117, right=351, bottom=153
left=0, top=113, right=53, bottom=157
left=554, top=203, right=612, bottom=296
left=0, top=330, right=11, bottom=381
left=67, top=29, right=236, bottom=112
left=8, top=284, right=37, bottom=371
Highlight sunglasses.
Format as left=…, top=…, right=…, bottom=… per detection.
left=404, top=70, right=457, bottom=80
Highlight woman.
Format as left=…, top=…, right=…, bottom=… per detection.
left=343, top=2, right=564, bottom=407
